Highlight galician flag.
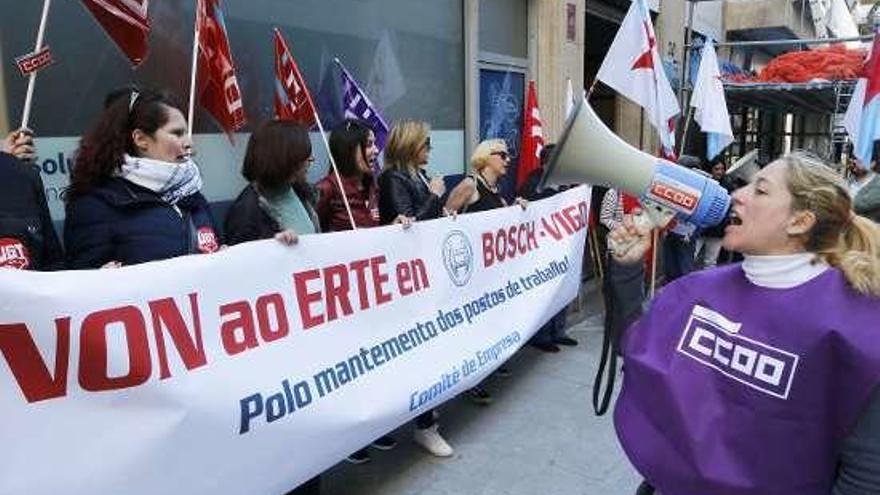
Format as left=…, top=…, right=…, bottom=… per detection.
left=690, top=39, right=733, bottom=160
left=596, top=0, right=680, bottom=155
left=843, top=30, right=880, bottom=169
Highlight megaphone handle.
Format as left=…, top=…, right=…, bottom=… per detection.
left=606, top=202, right=676, bottom=258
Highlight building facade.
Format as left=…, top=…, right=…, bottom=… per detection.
left=0, top=0, right=586, bottom=223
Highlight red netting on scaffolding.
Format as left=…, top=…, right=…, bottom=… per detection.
left=725, top=45, right=868, bottom=83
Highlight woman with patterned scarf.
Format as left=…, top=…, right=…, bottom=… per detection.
left=65, top=89, right=220, bottom=268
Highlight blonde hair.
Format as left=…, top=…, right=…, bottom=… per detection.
left=780, top=151, right=880, bottom=296
left=384, top=121, right=430, bottom=174
left=470, top=139, right=507, bottom=173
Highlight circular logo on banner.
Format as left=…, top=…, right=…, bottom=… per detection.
left=442, top=230, right=473, bottom=287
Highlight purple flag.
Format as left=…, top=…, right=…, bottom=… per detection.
left=335, top=58, right=390, bottom=152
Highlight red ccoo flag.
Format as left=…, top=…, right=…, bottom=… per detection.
left=516, top=80, right=544, bottom=190
left=197, top=0, right=246, bottom=138
left=80, top=0, right=150, bottom=66
left=273, top=28, right=317, bottom=126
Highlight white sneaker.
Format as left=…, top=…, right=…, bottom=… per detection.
left=413, top=424, right=454, bottom=457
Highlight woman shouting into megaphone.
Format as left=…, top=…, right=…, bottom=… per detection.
left=608, top=152, right=880, bottom=495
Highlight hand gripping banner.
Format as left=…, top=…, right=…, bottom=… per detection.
left=0, top=187, right=590, bottom=495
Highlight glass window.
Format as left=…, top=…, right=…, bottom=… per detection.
left=478, top=0, right=527, bottom=58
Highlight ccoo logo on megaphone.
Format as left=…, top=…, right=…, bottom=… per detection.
left=540, top=97, right=730, bottom=230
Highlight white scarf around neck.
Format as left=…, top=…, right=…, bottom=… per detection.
left=118, top=154, right=203, bottom=205
left=742, top=253, right=829, bottom=289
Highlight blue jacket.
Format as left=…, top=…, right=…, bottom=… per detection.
left=0, top=153, right=64, bottom=270
left=64, top=178, right=218, bottom=269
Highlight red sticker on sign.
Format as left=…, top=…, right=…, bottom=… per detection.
left=15, top=46, right=54, bottom=76
left=0, top=238, right=31, bottom=270
left=648, top=180, right=699, bottom=214
left=197, top=227, right=219, bottom=253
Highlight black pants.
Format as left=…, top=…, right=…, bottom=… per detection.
left=415, top=410, right=435, bottom=429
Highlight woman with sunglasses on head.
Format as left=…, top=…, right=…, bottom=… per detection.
left=448, top=138, right=516, bottom=214
left=609, top=151, right=880, bottom=495
left=65, top=89, right=220, bottom=269
left=446, top=139, right=524, bottom=405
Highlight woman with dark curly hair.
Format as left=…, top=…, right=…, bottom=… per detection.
left=65, top=88, right=219, bottom=268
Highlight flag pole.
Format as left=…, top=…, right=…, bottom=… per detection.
left=20, top=0, right=52, bottom=130
left=312, top=108, right=358, bottom=231
left=677, top=106, right=694, bottom=157
left=186, top=0, right=202, bottom=141
left=589, top=227, right=604, bottom=282
left=649, top=229, right=659, bottom=298
left=306, top=56, right=356, bottom=231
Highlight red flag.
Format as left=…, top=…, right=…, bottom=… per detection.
left=273, top=28, right=317, bottom=126
left=197, top=0, right=246, bottom=138
left=80, top=0, right=150, bottom=66
left=516, top=80, right=544, bottom=190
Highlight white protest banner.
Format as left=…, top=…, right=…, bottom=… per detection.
left=0, top=186, right=590, bottom=495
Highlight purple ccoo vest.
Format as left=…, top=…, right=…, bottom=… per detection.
left=615, top=264, right=880, bottom=495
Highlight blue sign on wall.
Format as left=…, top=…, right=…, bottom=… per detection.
left=479, top=68, right=525, bottom=200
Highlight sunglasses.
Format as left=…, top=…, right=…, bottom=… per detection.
left=423, top=138, right=432, bottom=151
left=491, top=150, right=509, bottom=160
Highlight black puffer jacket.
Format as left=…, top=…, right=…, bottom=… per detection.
left=377, top=168, right=443, bottom=225
left=0, top=153, right=64, bottom=270
left=64, top=178, right=218, bottom=269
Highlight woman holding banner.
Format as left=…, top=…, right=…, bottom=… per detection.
left=609, top=152, right=880, bottom=494
left=377, top=120, right=446, bottom=224
left=65, top=89, right=220, bottom=268
left=446, top=139, right=525, bottom=403
left=222, top=119, right=320, bottom=495
left=0, top=128, right=64, bottom=270
left=450, top=138, right=513, bottom=213
left=314, top=119, right=403, bottom=464
left=315, top=119, right=380, bottom=231
left=376, top=120, right=454, bottom=459
left=224, top=120, right=320, bottom=247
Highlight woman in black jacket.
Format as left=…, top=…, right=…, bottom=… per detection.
left=377, top=121, right=446, bottom=223
left=224, top=120, right=320, bottom=495
left=372, top=120, right=455, bottom=460
left=0, top=129, right=64, bottom=270
left=64, top=89, right=219, bottom=269
left=224, top=120, right=319, bottom=247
